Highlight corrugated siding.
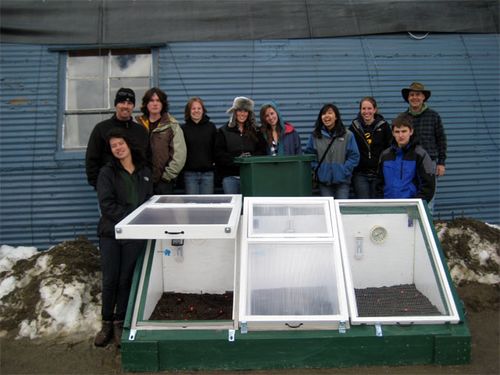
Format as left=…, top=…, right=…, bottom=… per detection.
left=1, top=34, right=499, bottom=249
left=160, top=34, right=499, bottom=223
left=0, top=44, right=98, bottom=248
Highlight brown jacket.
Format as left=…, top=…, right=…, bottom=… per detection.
left=136, top=113, right=187, bottom=184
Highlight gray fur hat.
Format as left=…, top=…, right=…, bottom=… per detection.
left=226, top=96, right=254, bottom=113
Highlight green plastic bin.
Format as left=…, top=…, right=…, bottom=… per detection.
left=234, top=154, right=315, bottom=196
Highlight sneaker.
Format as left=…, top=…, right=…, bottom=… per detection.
left=113, top=320, right=124, bottom=348
left=94, top=320, right=113, bottom=347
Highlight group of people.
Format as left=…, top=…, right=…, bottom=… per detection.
left=84, top=82, right=447, bottom=348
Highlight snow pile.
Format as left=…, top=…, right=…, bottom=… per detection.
left=436, top=218, right=500, bottom=285
left=0, top=238, right=101, bottom=341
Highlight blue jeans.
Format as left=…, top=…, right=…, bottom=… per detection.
left=184, top=171, right=214, bottom=195
left=222, top=176, right=240, bottom=194
left=99, top=237, right=146, bottom=321
left=352, top=172, right=378, bottom=199
left=319, top=183, right=350, bottom=199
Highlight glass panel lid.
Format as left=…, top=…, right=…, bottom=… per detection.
left=115, top=194, right=242, bottom=239
left=334, top=199, right=460, bottom=325
left=239, top=197, right=349, bottom=330
left=247, top=197, right=334, bottom=238
left=244, top=242, right=341, bottom=316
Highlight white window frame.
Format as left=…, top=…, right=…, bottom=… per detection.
left=61, top=48, right=153, bottom=151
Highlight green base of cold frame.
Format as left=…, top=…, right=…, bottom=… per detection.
left=121, top=322, right=470, bottom=372
left=235, top=155, right=315, bottom=197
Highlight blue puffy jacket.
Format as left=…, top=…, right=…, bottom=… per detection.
left=376, top=139, right=436, bottom=202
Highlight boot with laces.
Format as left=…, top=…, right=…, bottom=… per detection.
left=94, top=320, right=113, bottom=347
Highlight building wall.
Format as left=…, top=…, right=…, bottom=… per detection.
left=1, top=34, right=498, bottom=249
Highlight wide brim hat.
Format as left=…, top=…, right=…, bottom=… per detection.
left=226, top=96, right=254, bottom=113
left=401, top=82, right=431, bottom=103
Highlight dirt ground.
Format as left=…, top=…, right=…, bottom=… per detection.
left=1, top=282, right=498, bottom=375
left=150, top=291, right=234, bottom=321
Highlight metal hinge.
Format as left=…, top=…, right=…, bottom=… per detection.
left=375, top=323, right=383, bottom=337
left=129, top=328, right=137, bottom=341
left=338, top=320, right=347, bottom=334
left=240, top=321, right=248, bottom=334
left=228, top=329, right=235, bottom=342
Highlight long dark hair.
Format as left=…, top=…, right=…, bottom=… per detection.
left=229, top=111, right=260, bottom=142
left=106, top=128, right=147, bottom=169
left=140, top=87, right=168, bottom=117
left=313, top=103, right=346, bottom=138
left=260, top=103, right=282, bottom=146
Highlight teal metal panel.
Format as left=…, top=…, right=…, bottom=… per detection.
left=160, top=34, right=499, bottom=224
left=0, top=33, right=498, bottom=249
left=0, top=44, right=99, bottom=249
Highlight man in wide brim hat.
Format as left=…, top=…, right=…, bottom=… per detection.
left=401, top=82, right=431, bottom=103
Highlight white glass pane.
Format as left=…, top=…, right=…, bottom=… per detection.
left=252, top=204, right=328, bottom=235
left=129, top=207, right=232, bottom=225
left=246, top=243, right=339, bottom=316
left=67, top=79, right=107, bottom=109
left=67, top=55, right=105, bottom=78
left=156, top=196, right=233, bottom=204
left=110, top=54, right=151, bottom=77
left=64, top=113, right=107, bottom=149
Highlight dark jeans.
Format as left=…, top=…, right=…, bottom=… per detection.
left=352, top=172, right=378, bottom=199
left=99, top=237, right=146, bottom=321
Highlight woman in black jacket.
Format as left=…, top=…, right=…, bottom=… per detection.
left=214, top=96, right=266, bottom=194
left=349, top=97, right=392, bottom=198
left=94, top=129, right=152, bottom=348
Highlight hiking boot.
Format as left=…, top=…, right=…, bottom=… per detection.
left=94, top=320, right=113, bottom=347
left=113, top=320, right=124, bottom=348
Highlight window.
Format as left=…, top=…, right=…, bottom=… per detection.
left=63, top=48, right=152, bottom=150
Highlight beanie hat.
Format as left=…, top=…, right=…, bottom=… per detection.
left=226, top=96, right=254, bottom=113
left=114, top=88, right=136, bottom=106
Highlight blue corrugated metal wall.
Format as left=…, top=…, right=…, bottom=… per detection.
left=0, top=45, right=98, bottom=247
left=1, top=34, right=499, bottom=249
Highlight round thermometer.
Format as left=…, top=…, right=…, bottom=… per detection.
left=370, top=225, right=388, bottom=244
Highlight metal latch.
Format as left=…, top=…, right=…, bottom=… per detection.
left=338, top=320, right=347, bottom=334
left=240, top=321, right=248, bottom=334
left=375, top=323, right=383, bottom=337
left=228, top=329, right=235, bottom=342
left=129, top=328, right=137, bottom=341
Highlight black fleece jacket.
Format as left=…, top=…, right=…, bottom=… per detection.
left=85, top=115, right=150, bottom=187
left=96, top=160, right=153, bottom=238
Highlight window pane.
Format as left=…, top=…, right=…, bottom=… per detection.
left=247, top=243, right=339, bottom=316
left=252, top=203, right=329, bottom=235
left=67, top=79, right=107, bottom=110
left=63, top=49, right=152, bottom=150
left=64, top=113, right=108, bottom=149
left=67, top=55, right=106, bottom=78
left=110, top=54, right=151, bottom=77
